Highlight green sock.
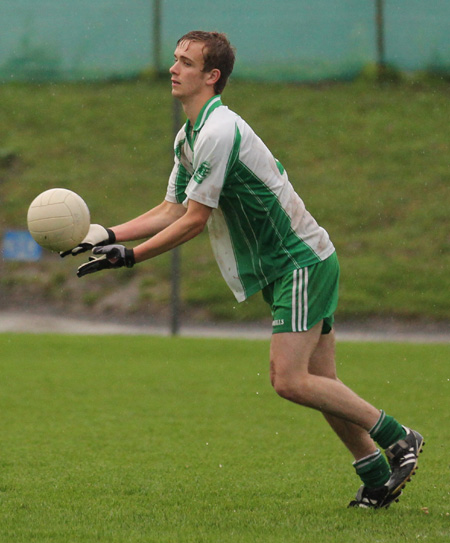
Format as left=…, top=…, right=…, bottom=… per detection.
left=353, top=449, right=390, bottom=488
left=369, top=410, right=407, bottom=449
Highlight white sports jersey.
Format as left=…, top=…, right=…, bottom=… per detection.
left=165, top=95, right=335, bottom=302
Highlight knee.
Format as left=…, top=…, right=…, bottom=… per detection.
left=270, top=359, right=291, bottom=397
left=270, top=360, right=312, bottom=404
left=272, top=376, right=296, bottom=401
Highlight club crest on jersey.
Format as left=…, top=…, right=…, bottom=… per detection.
left=193, top=161, right=211, bottom=184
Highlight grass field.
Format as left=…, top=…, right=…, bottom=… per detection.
left=0, top=334, right=448, bottom=542
left=0, top=79, right=449, bottom=322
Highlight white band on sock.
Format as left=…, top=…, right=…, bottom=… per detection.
left=369, top=410, right=385, bottom=436
left=353, top=449, right=381, bottom=469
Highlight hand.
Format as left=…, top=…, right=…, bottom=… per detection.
left=60, top=224, right=116, bottom=257
left=77, top=244, right=135, bottom=277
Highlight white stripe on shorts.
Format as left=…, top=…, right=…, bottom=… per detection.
left=292, top=269, right=298, bottom=331
left=302, top=267, right=309, bottom=330
left=292, top=268, right=309, bottom=331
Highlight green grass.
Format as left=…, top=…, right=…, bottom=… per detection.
left=0, top=79, right=449, bottom=321
left=0, top=334, right=449, bottom=542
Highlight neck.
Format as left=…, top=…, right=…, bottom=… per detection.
left=181, top=91, right=216, bottom=126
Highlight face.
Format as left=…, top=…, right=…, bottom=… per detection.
left=170, top=40, right=214, bottom=100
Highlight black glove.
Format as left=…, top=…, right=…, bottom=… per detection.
left=77, top=244, right=135, bottom=278
left=60, top=224, right=116, bottom=257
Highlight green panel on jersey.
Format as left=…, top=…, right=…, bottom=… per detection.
left=219, top=160, right=320, bottom=298
left=225, top=124, right=241, bottom=178
left=174, top=163, right=190, bottom=203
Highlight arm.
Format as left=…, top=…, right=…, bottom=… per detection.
left=111, top=200, right=187, bottom=242
left=77, top=199, right=212, bottom=277
left=133, top=199, right=212, bottom=263
left=62, top=200, right=186, bottom=257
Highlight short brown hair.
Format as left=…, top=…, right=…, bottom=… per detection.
left=177, top=31, right=236, bottom=94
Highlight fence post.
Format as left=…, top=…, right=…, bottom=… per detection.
left=170, top=98, right=183, bottom=336
left=375, top=0, right=386, bottom=80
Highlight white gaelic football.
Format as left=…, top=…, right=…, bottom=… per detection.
left=27, top=188, right=90, bottom=252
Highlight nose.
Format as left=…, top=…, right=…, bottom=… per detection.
left=170, top=61, right=178, bottom=75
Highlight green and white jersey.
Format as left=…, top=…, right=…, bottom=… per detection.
left=165, top=95, right=335, bottom=303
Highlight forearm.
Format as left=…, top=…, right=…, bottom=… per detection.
left=76, top=201, right=212, bottom=277
left=133, top=214, right=205, bottom=263
left=111, top=201, right=186, bottom=242
left=77, top=216, right=204, bottom=277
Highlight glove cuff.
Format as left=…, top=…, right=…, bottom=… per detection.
left=106, top=228, right=116, bottom=243
left=125, top=248, right=135, bottom=268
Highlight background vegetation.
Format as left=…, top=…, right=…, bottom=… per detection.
left=0, top=77, right=448, bottom=323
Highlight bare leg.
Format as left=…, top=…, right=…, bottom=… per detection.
left=270, top=321, right=381, bottom=438
left=308, top=329, right=377, bottom=461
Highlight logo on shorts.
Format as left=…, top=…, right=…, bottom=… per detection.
left=193, top=161, right=211, bottom=184
left=272, top=319, right=285, bottom=326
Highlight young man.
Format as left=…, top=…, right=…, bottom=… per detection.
left=65, top=31, right=424, bottom=508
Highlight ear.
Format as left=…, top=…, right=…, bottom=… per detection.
left=206, top=68, right=221, bottom=87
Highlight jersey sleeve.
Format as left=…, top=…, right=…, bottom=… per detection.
left=185, top=116, right=239, bottom=209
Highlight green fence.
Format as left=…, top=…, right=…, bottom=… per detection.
left=1, top=0, right=449, bottom=82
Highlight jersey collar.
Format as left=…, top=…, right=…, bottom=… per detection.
left=185, top=95, right=222, bottom=149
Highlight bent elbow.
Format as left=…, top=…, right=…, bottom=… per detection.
left=193, top=218, right=207, bottom=237
left=185, top=201, right=212, bottom=238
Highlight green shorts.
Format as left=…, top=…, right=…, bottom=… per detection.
left=262, top=252, right=340, bottom=335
